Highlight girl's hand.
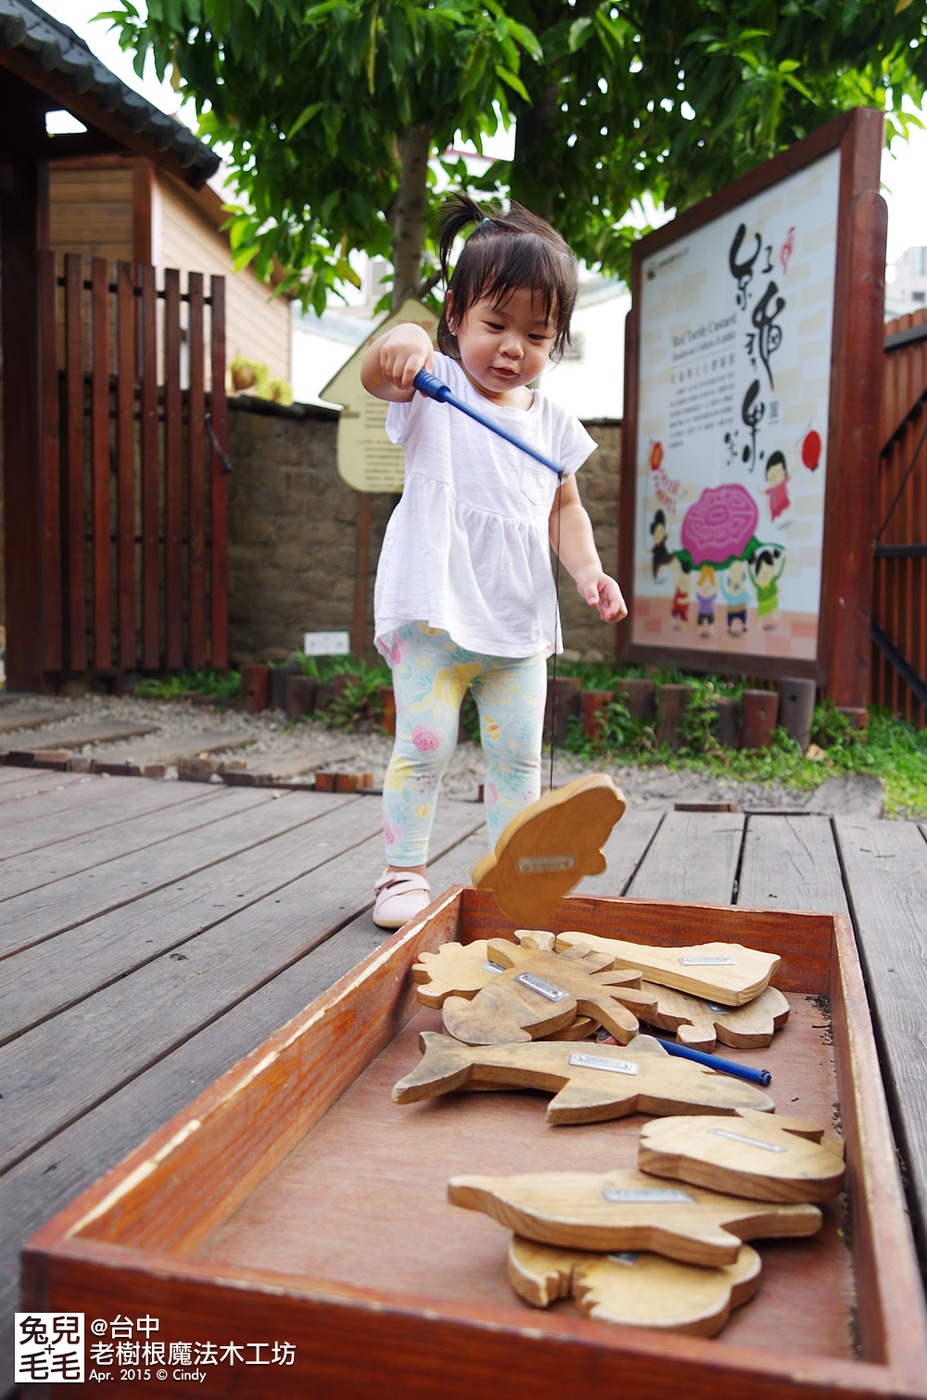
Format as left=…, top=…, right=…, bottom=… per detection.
left=361, top=324, right=434, bottom=400
left=381, top=325, right=434, bottom=390
left=576, top=568, right=628, bottom=623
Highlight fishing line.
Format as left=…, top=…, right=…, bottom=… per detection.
left=412, top=368, right=568, bottom=792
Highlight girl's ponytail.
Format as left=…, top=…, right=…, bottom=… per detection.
left=436, top=192, right=496, bottom=284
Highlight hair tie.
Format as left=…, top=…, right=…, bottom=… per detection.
left=481, top=217, right=491, bottom=225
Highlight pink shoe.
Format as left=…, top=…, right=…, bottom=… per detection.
left=373, top=868, right=432, bottom=930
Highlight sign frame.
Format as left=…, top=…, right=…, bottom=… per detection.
left=617, top=108, right=887, bottom=708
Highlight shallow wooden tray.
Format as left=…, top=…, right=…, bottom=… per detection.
left=22, top=889, right=927, bottom=1399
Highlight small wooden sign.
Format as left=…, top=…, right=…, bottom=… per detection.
left=471, top=775, right=627, bottom=927
left=639, top=981, right=791, bottom=1051
left=442, top=939, right=652, bottom=1047
left=449, top=1166, right=821, bottom=1266
left=508, top=1235, right=762, bottom=1336
left=639, top=1110, right=845, bottom=1203
left=556, top=931, right=779, bottom=1006
left=393, top=1031, right=775, bottom=1125
left=412, top=939, right=506, bottom=1008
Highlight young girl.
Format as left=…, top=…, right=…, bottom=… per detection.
left=361, top=194, right=627, bottom=929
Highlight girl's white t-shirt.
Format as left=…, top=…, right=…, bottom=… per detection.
left=374, top=352, right=596, bottom=659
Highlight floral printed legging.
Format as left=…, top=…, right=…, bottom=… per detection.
left=381, top=622, right=548, bottom=866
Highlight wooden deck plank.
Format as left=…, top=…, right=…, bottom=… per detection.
left=275, top=829, right=494, bottom=1012
left=0, top=708, right=70, bottom=735
left=0, top=785, right=254, bottom=901
left=834, top=817, right=927, bottom=1259
left=573, top=807, right=665, bottom=897
left=624, top=809, right=746, bottom=903
left=0, top=787, right=315, bottom=958
left=91, top=729, right=253, bottom=766
left=225, top=743, right=359, bottom=782
left=0, top=769, right=89, bottom=800
left=0, top=719, right=158, bottom=754
left=0, top=794, right=378, bottom=1043
left=0, top=777, right=226, bottom=859
left=738, top=815, right=850, bottom=913
left=0, top=799, right=484, bottom=1176
left=0, top=772, right=158, bottom=826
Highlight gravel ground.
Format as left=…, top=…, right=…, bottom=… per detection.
left=0, top=690, right=885, bottom=814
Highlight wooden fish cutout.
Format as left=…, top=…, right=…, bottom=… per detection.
left=448, top=1166, right=821, bottom=1265
left=507, top=1236, right=762, bottom=1336
left=639, top=981, right=791, bottom=1052
left=442, top=939, right=653, bottom=1047
left=471, top=775, right=626, bottom=927
left=556, top=931, right=780, bottom=1006
left=639, top=1109, right=846, bottom=1203
left=392, top=1031, right=775, bottom=1125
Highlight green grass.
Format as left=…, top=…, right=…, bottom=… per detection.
left=133, top=668, right=240, bottom=701
left=553, top=664, right=927, bottom=818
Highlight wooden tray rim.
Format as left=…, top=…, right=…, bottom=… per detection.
left=22, top=887, right=927, bottom=1398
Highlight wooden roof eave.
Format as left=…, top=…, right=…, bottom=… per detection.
left=0, top=42, right=212, bottom=190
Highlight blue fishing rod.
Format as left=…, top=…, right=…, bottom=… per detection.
left=413, top=368, right=563, bottom=476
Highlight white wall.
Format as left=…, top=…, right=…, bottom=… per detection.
left=538, top=286, right=631, bottom=421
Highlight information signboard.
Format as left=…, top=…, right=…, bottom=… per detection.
left=619, top=109, right=886, bottom=705
left=321, top=300, right=438, bottom=494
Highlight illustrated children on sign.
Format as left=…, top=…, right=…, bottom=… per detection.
left=763, top=450, right=791, bottom=525
left=360, top=193, right=627, bottom=931
left=720, top=558, right=751, bottom=636
left=749, top=546, right=787, bottom=630
left=650, top=509, right=673, bottom=580
left=695, top=565, right=717, bottom=638
left=670, top=557, right=692, bottom=628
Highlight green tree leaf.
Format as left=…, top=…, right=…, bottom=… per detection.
left=99, top=0, right=927, bottom=308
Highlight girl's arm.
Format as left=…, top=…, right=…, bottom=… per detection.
left=360, top=323, right=434, bottom=402
left=550, top=475, right=628, bottom=623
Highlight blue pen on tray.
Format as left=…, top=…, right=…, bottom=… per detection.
left=413, top=368, right=563, bottom=477
left=596, top=1027, right=771, bottom=1087
left=652, top=1037, right=772, bottom=1088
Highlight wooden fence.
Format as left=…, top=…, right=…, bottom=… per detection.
left=38, top=253, right=228, bottom=677
left=872, top=307, right=927, bottom=725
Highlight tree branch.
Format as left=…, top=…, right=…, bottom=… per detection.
left=391, top=126, right=431, bottom=308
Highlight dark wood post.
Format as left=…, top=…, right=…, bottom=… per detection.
left=656, top=684, right=693, bottom=749
left=819, top=108, right=887, bottom=711
left=0, top=77, right=49, bottom=691
left=777, top=676, right=816, bottom=752
left=209, top=274, right=228, bottom=669
left=740, top=689, right=779, bottom=749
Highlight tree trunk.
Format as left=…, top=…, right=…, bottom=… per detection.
left=512, top=80, right=559, bottom=222
left=391, top=126, right=430, bottom=308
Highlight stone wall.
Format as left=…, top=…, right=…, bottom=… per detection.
left=227, top=396, right=622, bottom=665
